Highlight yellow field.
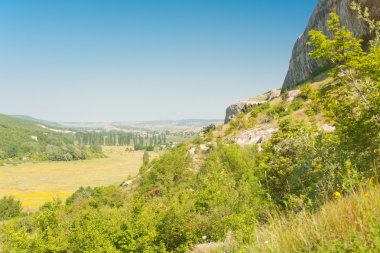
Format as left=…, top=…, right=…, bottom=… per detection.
left=0, top=146, right=156, bottom=210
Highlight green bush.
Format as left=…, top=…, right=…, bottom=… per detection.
left=289, top=99, right=303, bottom=111
left=0, top=196, right=22, bottom=220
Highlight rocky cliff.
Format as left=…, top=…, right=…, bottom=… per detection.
left=282, top=0, right=380, bottom=89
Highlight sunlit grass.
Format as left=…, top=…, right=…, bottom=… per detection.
left=202, top=186, right=380, bottom=252
left=0, top=146, right=158, bottom=210
left=246, top=185, right=380, bottom=252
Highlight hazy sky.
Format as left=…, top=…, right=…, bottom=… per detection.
left=0, top=0, right=317, bottom=122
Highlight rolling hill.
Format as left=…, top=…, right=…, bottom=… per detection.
left=0, top=114, right=101, bottom=163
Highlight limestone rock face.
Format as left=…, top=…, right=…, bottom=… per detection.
left=224, top=100, right=266, bottom=123
left=287, top=90, right=301, bottom=102
left=283, top=0, right=380, bottom=89
left=235, top=127, right=279, bottom=146
left=266, top=89, right=281, bottom=101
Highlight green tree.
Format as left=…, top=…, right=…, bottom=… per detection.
left=308, top=11, right=380, bottom=176
left=143, top=151, right=149, bottom=165
left=0, top=196, right=22, bottom=220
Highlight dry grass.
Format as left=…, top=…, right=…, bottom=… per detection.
left=249, top=186, right=380, bottom=252
left=0, top=146, right=158, bottom=210
left=194, top=186, right=380, bottom=253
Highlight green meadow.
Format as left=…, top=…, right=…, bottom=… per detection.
left=0, top=147, right=157, bottom=210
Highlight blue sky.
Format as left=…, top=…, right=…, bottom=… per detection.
left=0, top=0, right=317, bottom=122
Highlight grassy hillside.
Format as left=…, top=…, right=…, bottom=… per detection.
left=0, top=113, right=43, bottom=130
left=0, top=114, right=103, bottom=164
left=248, top=185, right=380, bottom=252
left=203, top=185, right=380, bottom=252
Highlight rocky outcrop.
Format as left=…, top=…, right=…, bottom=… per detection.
left=319, top=123, right=336, bottom=132
left=224, top=89, right=281, bottom=123
left=287, top=90, right=302, bottom=102
left=224, top=100, right=266, bottom=123
left=283, top=0, right=380, bottom=89
left=266, top=89, right=281, bottom=101
left=235, top=127, right=279, bottom=146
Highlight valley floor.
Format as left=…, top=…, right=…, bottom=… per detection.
left=0, top=146, right=156, bottom=210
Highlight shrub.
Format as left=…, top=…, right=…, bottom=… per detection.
left=0, top=196, right=22, bottom=220
left=289, top=99, right=303, bottom=111
left=202, top=124, right=216, bottom=134
left=299, top=83, right=313, bottom=100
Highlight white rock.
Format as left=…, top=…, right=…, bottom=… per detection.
left=224, top=100, right=267, bottom=123
left=235, top=127, right=279, bottom=146
left=266, top=89, right=281, bottom=101
left=121, top=179, right=133, bottom=187
left=287, top=90, right=301, bottom=102
left=319, top=123, right=336, bottom=132
left=188, top=147, right=196, bottom=156
left=199, top=144, right=209, bottom=151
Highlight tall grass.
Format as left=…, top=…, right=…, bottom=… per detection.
left=191, top=186, right=380, bottom=253
left=247, top=185, right=380, bottom=252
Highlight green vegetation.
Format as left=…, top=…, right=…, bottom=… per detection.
left=202, top=124, right=216, bottom=134
left=218, top=185, right=380, bottom=252
left=0, top=114, right=104, bottom=164
left=0, top=196, right=22, bottom=221
left=75, top=130, right=195, bottom=151
left=142, top=151, right=149, bottom=165
left=0, top=7, right=379, bottom=253
left=76, top=131, right=167, bottom=147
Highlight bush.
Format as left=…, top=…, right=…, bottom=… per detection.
left=202, top=124, right=216, bottom=134
left=289, top=99, right=303, bottom=111
left=0, top=196, right=22, bottom=220
left=299, top=83, right=313, bottom=100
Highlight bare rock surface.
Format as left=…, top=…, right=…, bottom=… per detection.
left=266, top=89, right=281, bottom=101
left=187, top=147, right=196, bottom=156
left=287, top=90, right=301, bottom=102
left=224, top=100, right=266, bottom=123
left=283, top=0, right=380, bottom=89
left=235, top=127, right=279, bottom=146
left=319, top=123, right=336, bottom=132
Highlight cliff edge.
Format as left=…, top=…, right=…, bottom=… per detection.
left=282, top=0, right=380, bottom=89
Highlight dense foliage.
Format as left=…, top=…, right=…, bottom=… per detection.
left=308, top=10, right=379, bottom=179
left=0, top=196, right=22, bottom=221
left=76, top=131, right=167, bottom=147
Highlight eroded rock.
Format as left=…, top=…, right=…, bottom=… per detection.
left=235, top=127, right=279, bottom=146
left=266, top=89, right=281, bottom=101
left=319, top=123, right=336, bottom=132
left=283, top=0, right=380, bottom=89
left=224, top=100, right=266, bottom=123
left=287, top=90, right=301, bottom=102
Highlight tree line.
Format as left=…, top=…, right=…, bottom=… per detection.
left=75, top=131, right=167, bottom=147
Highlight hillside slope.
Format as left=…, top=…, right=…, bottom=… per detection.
left=0, top=114, right=101, bottom=163
left=197, top=185, right=380, bottom=252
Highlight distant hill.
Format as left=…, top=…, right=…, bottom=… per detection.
left=0, top=114, right=44, bottom=131
left=0, top=114, right=101, bottom=163
left=13, top=115, right=62, bottom=128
